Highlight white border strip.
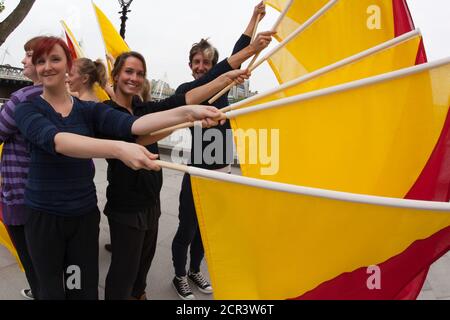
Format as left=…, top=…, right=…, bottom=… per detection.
left=230, top=29, right=421, bottom=110
left=187, top=167, right=450, bottom=212
left=226, top=56, right=450, bottom=119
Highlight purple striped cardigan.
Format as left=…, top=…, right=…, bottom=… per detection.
left=0, top=85, right=42, bottom=225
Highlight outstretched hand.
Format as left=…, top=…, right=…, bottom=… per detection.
left=116, top=141, right=161, bottom=171
left=223, top=69, right=251, bottom=86
left=183, top=105, right=226, bottom=127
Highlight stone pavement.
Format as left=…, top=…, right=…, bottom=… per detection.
left=0, top=155, right=449, bottom=300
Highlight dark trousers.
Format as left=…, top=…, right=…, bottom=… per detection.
left=25, top=208, right=100, bottom=300
left=105, top=206, right=160, bottom=300
left=172, top=173, right=204, bottom=277
left=7, top=225, right=40, bottom=299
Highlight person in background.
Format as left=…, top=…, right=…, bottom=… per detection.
left=171, top=1, right=273, bottom=300
left=0, top=36, right=45, bottom=300
left=67, top=58, right=108, bottom=102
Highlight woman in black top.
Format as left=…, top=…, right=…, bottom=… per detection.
left=102, top=51, right=249, bottom=300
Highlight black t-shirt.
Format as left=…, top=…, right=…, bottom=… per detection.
left=102, top=94, right=186, bottom=214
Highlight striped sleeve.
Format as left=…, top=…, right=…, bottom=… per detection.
left=0, top=98, right=19, bottom=142
left=0, top=86, right=43, bottom=142
left=14, top=101, right=60, bottom=155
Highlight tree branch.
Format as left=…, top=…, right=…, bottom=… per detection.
left=0, top=0, right=36, bottom=47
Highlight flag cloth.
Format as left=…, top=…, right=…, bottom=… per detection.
left=266, top=0, right=427, bottom=83
left=235, top=33, right=422, bottom=109
left=190, top=170, right=450, bottom=299
left=229, top=60, right=450, bottom=199
left=61, top=20, right=110, bottom=102
left=92, top=2, right=130, bottom=60
left=0, top=208, right=21, bottom=267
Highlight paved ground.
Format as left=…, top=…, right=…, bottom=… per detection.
left=0, top=155, right=449, bottom=300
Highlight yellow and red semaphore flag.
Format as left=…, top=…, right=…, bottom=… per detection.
left=189, top=167, right=450, bottom=300
left=230, top=59, right=450, bottom=199
left=265, top=0, right=427, bottom=83
left=218, top=59, right=450, bottom=299
left=61, top=20, right=110, bottom=102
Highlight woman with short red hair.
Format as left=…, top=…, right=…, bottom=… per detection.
left=14, top=36, right=227, bottom=300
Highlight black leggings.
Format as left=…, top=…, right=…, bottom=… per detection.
left=172, top=173, right=204, bottom=277
left=25, top=208, right=100, bottom=300
left=7, top=224, right=40, bottom=299
left=105, top=206, right=160, bottom=300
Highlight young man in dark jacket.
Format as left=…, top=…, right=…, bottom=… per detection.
left=171, top=2, right=275, bottom=300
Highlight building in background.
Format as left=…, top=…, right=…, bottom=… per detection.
left=228, top=80, right=257, bottom=104
left=150, top=73, right=175, bottom=101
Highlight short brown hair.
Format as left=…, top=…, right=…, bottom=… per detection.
left=189, top=38, right=219, bottom=66
left=24, top=36, right=45, bottom=52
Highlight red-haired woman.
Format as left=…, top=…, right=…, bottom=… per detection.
left=14, top=36, right=232, bottom=300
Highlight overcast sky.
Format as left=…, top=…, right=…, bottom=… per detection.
left=0, top=0, right=449, bottom=92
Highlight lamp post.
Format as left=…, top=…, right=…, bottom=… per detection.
left=118, top=0, right=133, bottom=39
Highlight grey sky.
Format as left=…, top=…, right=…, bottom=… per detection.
left=0, top=0, right=449, bottom=92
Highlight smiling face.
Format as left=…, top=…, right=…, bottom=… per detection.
left=114, top=56, right=145, bottom=97
left=34, top=44, right=70, bottom=90
left=189, top=51, right=213, bottom=80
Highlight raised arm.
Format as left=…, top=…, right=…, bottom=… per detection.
left=227, top=30, right=274, bottom=69
left=243, top=1, right=266, bottom=37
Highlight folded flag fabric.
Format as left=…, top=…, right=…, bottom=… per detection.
left=188, top=167, right=450, bottom=300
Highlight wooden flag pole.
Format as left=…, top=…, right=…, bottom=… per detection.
left=154, top=160, right=189, bottom=173
left=208, top=0, right=336, bottom=104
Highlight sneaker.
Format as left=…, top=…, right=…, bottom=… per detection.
left=20, top=289, right=34, bottom=300
left=172, top=276, right=195, bottom=300
left=188, top=271, right=213, bottom=294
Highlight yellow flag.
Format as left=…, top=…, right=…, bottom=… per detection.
left=61, top=20, right=110, bottom=102
left=228, top=59, right=450, bottom=198
left=234, top=32, right=422, bottom=110
left=92, top=2, right=130, bottom=60
left=190, top=169, right=450, bottom=299
left=266, top=0, right=414, bottom=83
left=0, top=220, right=21, bottom=268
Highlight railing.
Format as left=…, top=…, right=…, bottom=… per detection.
left=0, top=65, right=29, bottom=81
